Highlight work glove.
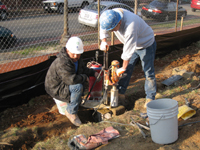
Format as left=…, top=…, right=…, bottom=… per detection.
left=80, top=74, right=89, bottom=82
left=117, top=67, right=126, bottom=77
left=100, top=41, right=108, bottom=51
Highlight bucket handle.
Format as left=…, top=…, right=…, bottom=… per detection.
left=149, top=114, right=164, bottom=125
left=87, top=61, right=101, bottom=68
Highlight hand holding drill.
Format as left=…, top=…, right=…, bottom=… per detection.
left=116, top=67, right=126, bottom=77
left=100, top=41, right=109, bottom=52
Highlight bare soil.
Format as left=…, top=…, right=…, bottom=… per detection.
left=1, top=41, right=200, bottom=150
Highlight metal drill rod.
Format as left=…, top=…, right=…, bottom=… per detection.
left=106, top=51, right=108, bottom=70
left=92, top=88, right=108, bottom=116
left=136, top=122, right=150, bottom=131
left=82, top=67, right=104, bottom=105
left=104, top=46, right=109, bottom=70
left=93, top=47, right=109, bottom=115
left=130, top=122, right=146, bottom=139
left=96, top=51, right=99, bottom=63
left=130, top=117, right=147, bottom=138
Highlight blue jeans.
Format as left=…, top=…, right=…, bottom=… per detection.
left=66, top=83, right=83, bottom=114
left=118, top=41, right=157, bottom=100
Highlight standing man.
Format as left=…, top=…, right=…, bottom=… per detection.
left=45, top=36, right=98, bottom=126
left=99, top=9, right=157, bottom=108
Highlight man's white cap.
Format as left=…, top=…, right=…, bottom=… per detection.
left=66, top=36, right=84, bottom=54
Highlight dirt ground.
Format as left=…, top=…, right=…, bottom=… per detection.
left=1, top=41, right=200, bottom=150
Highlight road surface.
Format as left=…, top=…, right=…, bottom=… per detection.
left=0, top=4, right=199, bottom=49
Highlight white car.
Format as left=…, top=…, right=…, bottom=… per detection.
left=42, top=0, right=94, bottom=14
left=78, top=1, right=140, bottom=28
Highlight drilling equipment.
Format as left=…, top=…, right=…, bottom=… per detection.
left=82, top=46, right=126, bottom=120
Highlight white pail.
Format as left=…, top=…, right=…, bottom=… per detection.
left=147, top=98, right=178, bottom=144
left=53, top=98, right=67, bottom=115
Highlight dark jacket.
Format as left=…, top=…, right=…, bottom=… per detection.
left=45, top=47, right=95, bottom=102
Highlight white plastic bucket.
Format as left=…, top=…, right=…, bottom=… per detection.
left=147, top=98, right=178, bottom=144
left=53, top=98, right=67, bottom=115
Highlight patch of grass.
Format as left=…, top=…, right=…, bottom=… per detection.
left=196, top=41, right=200, bottom=48
left=32, top=126, right=38, bottom=133
left=12, top=42, right=60, bottom=56
left=28, top=98, right=35, bottom=107
left=151, top=18, right=200, bottom=31
left=1, top=127, right=20, bottom=138
left=22, top=127, right=28, bottom=132
left=12, top=46, right=45, bottom=55
left=192, top=89, right=199, bottom=94
left=178, top=101, right=185, bottom=105
left=176, top=87, right=182, bottom=93
left=66, top=129, right=76, bottom=137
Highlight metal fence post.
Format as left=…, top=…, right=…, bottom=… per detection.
left=180, top=17, right=183, bottom=31
left=98, top=0, right=100, bottom=49
left=175, top=0, right=179, bottom=32
left=134, top=0, right=138, bottom=15
left=60, top=0, right=70, bottom=46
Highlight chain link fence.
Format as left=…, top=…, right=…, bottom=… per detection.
left=0, top=0, right=199, bottom=73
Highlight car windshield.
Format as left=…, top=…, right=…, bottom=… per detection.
left=85, top=3, right=106, bottom=12
left=150, top=0, right=167, bottom=7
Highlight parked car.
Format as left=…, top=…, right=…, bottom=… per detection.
left=179, top=0, right=191, bottom=4
left=97, top=0, right=154, bottom=7
left=171, top=0, right=191, bottom=4
left=42, top=0, right=94, bottom=14
left=141, top=0, right=187, bottom=21
left=0, top=26, right=17, bottom=49
left=78, top=1, right=140, bottom=28
left=0, top=1, right=7, bottom=20
left=191, top=0, right=200, bottom=12
left=122, top=0, right=154, bottom=6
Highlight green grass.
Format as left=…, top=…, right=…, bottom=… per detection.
left=12, top=46, right=45, bottom=55
left=196, top=41, right=200, bottom=48
left=12, top=42, right=60, bottom=56
left=150, top=18, right=200, bottom=31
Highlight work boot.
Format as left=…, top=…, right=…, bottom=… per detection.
left=65, top=110, right=82, bottom=126
left=144, top=99, right=152, bottom=109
